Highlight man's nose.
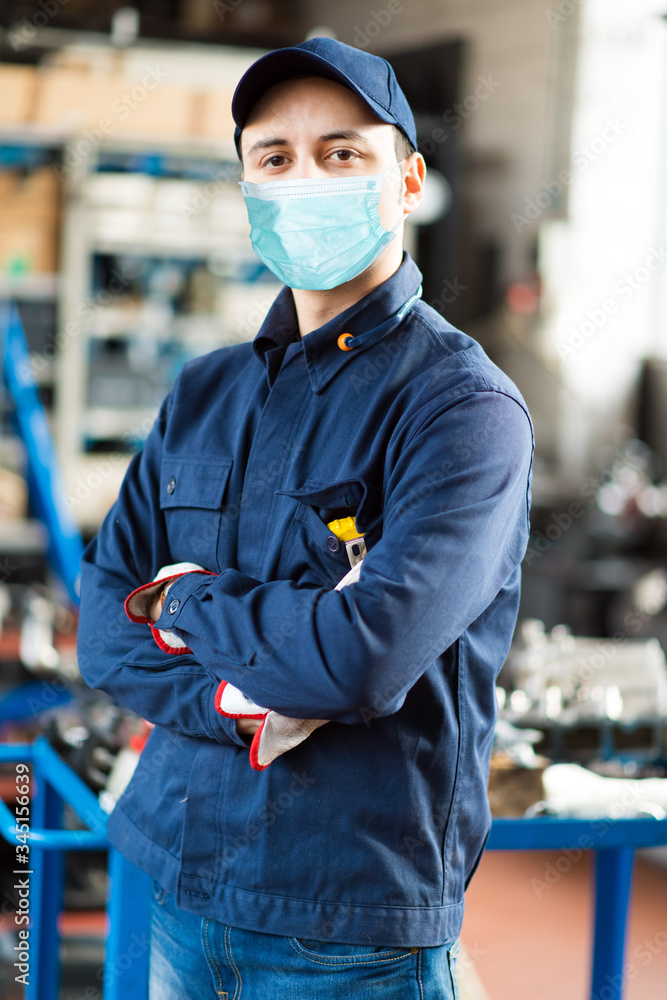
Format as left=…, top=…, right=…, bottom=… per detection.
left=291, top=155, right=328, bottom=179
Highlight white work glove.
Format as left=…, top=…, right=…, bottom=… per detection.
left=214, top=680, right=328, bottom=770
left=124, top=562, right=215, bottom=654
left=126, top=559, right=364, bottom=770
left=215, top=557, right=364, bottom=770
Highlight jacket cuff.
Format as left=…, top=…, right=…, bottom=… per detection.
left=150, top=570, right=216, bottom=651
left=125, top=567, right=216, bottom=655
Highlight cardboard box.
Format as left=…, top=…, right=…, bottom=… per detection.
left=109, top=77, right=192, bottom=138
left=34, top=67, right=124, bottom=132
left=15, top=164, right=60, bottom=203
left=0, top=168, right=60, bottom=275
left=35, top=66, right=193, bottom=139
left=487, top=752, right=549, bottom=817
left=197, top=89, right=236, bottom=141
left=0, top=167, right=60, bottom=220
left=31, top=64, right=239, bottom=142
left=0, top=64, right=38, bottom=125
left=0, top=222, right=58, bottom=274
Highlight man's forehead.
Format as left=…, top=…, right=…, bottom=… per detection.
left=244, top=75, right=387, bottom=132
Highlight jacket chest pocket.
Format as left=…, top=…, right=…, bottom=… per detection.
left=274, top=477, right=383, bottom=588
left=159, top=456, right=233, bottom=572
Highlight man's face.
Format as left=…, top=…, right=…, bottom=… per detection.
left=240, top=76, right=406, bottom=232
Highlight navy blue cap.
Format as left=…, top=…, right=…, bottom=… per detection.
left=232, top=37, right=417, bottom=158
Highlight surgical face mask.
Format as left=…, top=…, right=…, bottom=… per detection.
left=239, top=165, right=404, bottom=291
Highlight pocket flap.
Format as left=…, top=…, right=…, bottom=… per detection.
left=160, top=457, right=233, bottom=510
left=275, top=477, right=383, bottom=533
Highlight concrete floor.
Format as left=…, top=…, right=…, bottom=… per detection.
left=461, top=850, right=667, bottom=1000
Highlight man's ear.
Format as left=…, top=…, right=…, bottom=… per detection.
left=402, top=152, right=426, bottom=217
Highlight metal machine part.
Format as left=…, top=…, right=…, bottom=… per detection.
left=503, top=619, right=667, bottom=763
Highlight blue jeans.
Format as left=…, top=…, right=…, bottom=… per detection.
left=149, top=880, right=461, bottom=999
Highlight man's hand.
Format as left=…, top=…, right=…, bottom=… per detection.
left=149, top=585, right=168, bottom=623
left=236, top=718, right=263, bottom=737
left=126, top=563, right=212, bottom=632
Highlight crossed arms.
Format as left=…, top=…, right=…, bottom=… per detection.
left=77, top=385, right=533, bottom=755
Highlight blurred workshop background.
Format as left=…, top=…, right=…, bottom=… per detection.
left=1, top=2, right=667, bottom=999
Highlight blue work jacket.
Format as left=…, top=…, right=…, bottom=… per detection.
left=77, top=252, right=533, bottom=947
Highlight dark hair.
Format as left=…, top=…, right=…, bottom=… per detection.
left=394, top=126, right=415, bottom=162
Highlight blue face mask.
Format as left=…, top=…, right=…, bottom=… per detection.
left=239, top=168, right=403, bottom=291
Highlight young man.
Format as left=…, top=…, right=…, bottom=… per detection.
left=78, top=38, right=533, bottom=999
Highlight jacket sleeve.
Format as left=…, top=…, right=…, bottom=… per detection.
left=76, top=390, right=247, bottom=748
left=149, top=390, right=534, bottom=725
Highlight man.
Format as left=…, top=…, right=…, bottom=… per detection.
left=78, top=37, right=533, bottom=999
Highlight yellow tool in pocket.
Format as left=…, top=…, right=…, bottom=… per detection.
left=326, top=515, right=367, bottom=569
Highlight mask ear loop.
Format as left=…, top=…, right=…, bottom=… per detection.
left=337, top=161, right=411, bottom=353
left=385, top=157, right=410, bottom=232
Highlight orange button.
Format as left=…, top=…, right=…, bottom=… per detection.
left=337, top=332, right=353, bottom=351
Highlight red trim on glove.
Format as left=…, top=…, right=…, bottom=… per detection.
left=124, top=569, right=216, bottom=655
left=150, top=624, right=192, bottom=655
left=124, top=578, right=164, bottom=624
left=214, top=680, right=268, bottom=720
left=124, top=569, right=215, bottom=624
left=249, top=717, right=270, bottom=771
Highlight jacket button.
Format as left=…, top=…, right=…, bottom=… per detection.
left=167, top=477, right=176, bottom=495
left=167, top=599, right=180, bottom=614
left=326, top=535, right=340, bottom=553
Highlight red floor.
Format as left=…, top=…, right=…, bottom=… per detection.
left=461, top=851, right=667, bottom=1000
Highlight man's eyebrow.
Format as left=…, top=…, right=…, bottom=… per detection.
left=245, top=128, right=370, bottom=158
left=318, top=129, right=369, bottom=144
left=245, top=136, right=289, bottom=157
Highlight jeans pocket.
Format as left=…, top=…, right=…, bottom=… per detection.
left=291, top=937, right=417, bottom=966
left=446, top=941, right=461, bottom=1000
left=151, top=878, right=166, bottom=905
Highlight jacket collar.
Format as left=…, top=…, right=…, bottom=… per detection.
left=252, top=252, right=423, bottom=393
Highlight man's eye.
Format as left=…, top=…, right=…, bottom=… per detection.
left=332, top=149, right=356, bottom=161
left=265, top=155, right=286, bottom=167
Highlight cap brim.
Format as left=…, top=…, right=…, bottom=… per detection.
left=232, top=48, right=397, bottom=155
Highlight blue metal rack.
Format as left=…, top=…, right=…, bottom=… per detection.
left=0, top=738, right=151, bottom=1000
left=0, top=302, right=84, bottom=605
